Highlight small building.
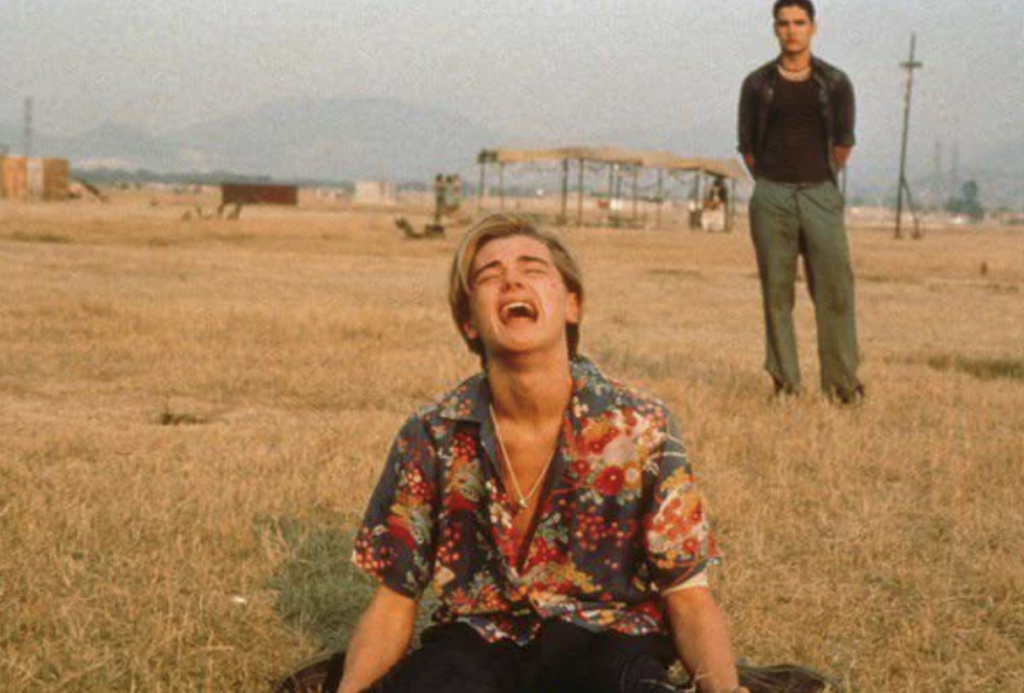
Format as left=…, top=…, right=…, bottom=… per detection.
left=221, top=183, right=298, bottom=206
left=0, top=156, right=69, bottom=200
left=353, top=180, right=396, bottom=207
left=1, top=156, right=28, bottom=198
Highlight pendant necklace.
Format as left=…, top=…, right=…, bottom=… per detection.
left=489, top=404, right=557, bottom=512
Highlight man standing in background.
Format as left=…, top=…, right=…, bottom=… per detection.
left=738, top=0, right=864, bottom=403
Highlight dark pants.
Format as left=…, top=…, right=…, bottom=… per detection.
left=748, top=179, right=861, bottom=398
left=366, top=620, right=677, bottom=693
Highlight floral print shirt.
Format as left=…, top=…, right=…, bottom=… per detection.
left=353, top=357, right=719, bottom=645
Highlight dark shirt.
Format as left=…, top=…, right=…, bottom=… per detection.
left=737, top=56, right=856, bottom=183
left=758, top=76, right=831, bottom=184
left=353, top=357, right=719, bottom=645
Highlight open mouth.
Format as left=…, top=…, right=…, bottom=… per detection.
left=499, top=301, right=538, bottom=324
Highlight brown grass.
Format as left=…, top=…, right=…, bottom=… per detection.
left=1, top=194, right=1022, bottom=692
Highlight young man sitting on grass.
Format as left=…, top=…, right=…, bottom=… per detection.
left=342, top=214, right=749, bottom=693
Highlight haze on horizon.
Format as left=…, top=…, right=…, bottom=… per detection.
left=2, top=0, right=1022, bottom=181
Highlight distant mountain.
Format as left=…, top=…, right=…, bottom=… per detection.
left=847, top=138, right=1024, bottom=210
left=2, top=97, right=502, bottom=183
left=592, top=118, right=738, bottom=160
left=1, top=100, right=1020, bottom=207
left=67, top=122, right=185, bottom=171
left=169, top=97, right=500, bottom=180
left=956, top=144, right=1024, bottom=210
left=1, top=120, right=201, bottom=172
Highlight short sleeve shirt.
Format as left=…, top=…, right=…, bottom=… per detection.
left=353, top=357, right=719, bottom=645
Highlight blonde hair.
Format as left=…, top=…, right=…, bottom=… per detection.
left=448, top=213, right=584, bottom=361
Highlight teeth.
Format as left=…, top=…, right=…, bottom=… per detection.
left=501, top=302, right=536, bottom=321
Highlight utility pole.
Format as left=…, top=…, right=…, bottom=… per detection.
left=950, top=141, right=960, bottom=198
left=23, top=97, right=33, bottom=159
left=895, top=34, right=923, bottom=240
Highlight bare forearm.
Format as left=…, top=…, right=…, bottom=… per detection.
left=834, top=146, right=853, bottom=171
left=339, top=586, right=418, bottom=693
left=742, top=153, right=756, bottom=176
left=665, top=588, right=743, bottom=693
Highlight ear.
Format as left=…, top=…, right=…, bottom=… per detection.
left=565, top=292, right=581, bottom=326
left=462, top=319, right=479, bottom=341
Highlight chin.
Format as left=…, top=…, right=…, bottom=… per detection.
left=492, top=340, right=542, bottom=356
left=490, top=337, right=564, bottom=360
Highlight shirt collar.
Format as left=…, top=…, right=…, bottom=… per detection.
left=769, top=54, right=827, bottom=86
left=436, top=355, right=617, bottom=424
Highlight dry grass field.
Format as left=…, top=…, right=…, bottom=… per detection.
left=1, top=193, right=1022, bottom=693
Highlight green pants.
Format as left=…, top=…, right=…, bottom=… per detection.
left=749, top=179, right=861, bottom=397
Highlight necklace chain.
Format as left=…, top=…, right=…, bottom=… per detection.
left=779, top=61, right=811, bottom=73
left=489, top=404, right=557, bottom=512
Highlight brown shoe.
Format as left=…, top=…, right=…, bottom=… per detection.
left=829, top=384, right=865, bottom=406
left=771, top=378, right=801, bottom=402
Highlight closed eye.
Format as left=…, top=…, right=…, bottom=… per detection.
left=475, top=269, right=501, bottom=284
left=518, top=256, right=552, bottom=275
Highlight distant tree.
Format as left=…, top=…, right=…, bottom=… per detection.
left=946, top=180, right=985, bottom=222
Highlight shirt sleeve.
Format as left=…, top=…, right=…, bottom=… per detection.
left=642, top=411, right=720, bottom=593
left=661, top=570, right=709, bottom=596
left=352, top=414, right=439, bottom=598
left=737, top=73, right=758, bottom=155
left=832, top=73, right=856, bottom=148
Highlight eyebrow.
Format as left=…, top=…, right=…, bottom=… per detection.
left=471, top=255, right=552, bottom=282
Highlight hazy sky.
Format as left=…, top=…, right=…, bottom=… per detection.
left=2, top=0, right=1022, bottom=174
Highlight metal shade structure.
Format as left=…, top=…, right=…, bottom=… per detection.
left=476, top=146, right=748, bottom=228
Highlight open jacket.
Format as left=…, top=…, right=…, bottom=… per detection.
left=737, top=55, right=855, bottom=183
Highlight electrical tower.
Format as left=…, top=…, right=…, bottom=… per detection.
left=894, top=34, right=923, bottom=240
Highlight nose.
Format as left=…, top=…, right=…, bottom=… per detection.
left=500, top=267, right=525, bottom=291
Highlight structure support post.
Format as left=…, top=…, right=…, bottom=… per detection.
left=631, top=166, right=639, bottom=224
left=656, top=170, right=664, bottom=229
left=690, top=173, right=701, bottom=230
left=576, top=159, right=585, bottom=227
left=560, top=159, right=569, bottom=223
left=728, top=178, right=737, bottom=231
left=476, top=162, right=486, bottom=215
left=607, top=164, right=615, bottom=225
left=499, top=163, right=506, bottom=210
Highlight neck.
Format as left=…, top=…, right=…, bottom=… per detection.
left=486, top=350, right=574, bottom=425
left=779, top=50, right=812, bottom=72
